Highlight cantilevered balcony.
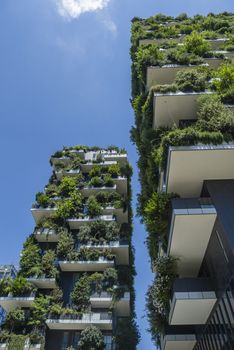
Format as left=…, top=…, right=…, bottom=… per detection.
left=55, top=169, right=80, bottom=181
left=34, top=228, right=58, bottom=242
left=67, top=215, right=115, bottom=230
left=102, top=207, right=128, bottom=224
left=169, top=278, right=217, bottom=325
left=31, top=206, right=56, bottom=224
left=167, top=198, right=216, bottom=277
left=206, top=38, right=230, bottom=50
left=80, top=185, right=117, bottom=197
left=103, top=153, right=128, bottom=165
left=79, top=241, right=129, bottom=265
left=139, top=35, right=185, bottom=46
left=0, top=293, right=35, bottom=311
left=160, top=143, right=234, bottom=197
left=212, top=50, right=234, bottom=60
left=153, top=91, right=212, bottom=129
left=90, top=291, right=130, bottom=316
left=146, top=64, right=206, bottom=88
left=46, top=312, right=112, bottom=330
left=203, top=57, right=226, bottom=69
left=161, top=326, right=197, bottom=350
left=27, top=277, right=57, bottom=289
left=59, top=258, right=115, bottom=272
left=80, top=161, right=117, bottom=173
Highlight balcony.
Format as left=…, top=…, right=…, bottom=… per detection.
left=67, top=215, right=115, bottom=230
left=80, top=161, right=117, bottom=173
left=206, top=38, right=230, bottom=50
left=34, top=228, right=58, bottom=242
left=102, top=207, right=128, bottom=224
left=0, top=293, right=35, bottom=311
left=169, top=278, right=217, bottom=325
left=146, top=64, right=205, bottom=88
left=113, top=176, right=127, bottom=195
left=31, top=207, right=56, bottom=224
left=161, top=326, right=197, bottom=350
left=46, top=312, right=112, bottom=330
left=59, top=258, right=115, bottom=272
left=153, top=91, right=212, bottom=129
left=167, top=198, right=216, bottom=277
left=139, top=35, right=185, bottom=46
left=203, top=57, right=226, bottom=69
left=103, top=153, right=128, bottom=165
left=90, top=291, right=130, bottom=316
left=27, top=277, right=57, bottom=289
left=161, top=143, right=234, bottom=197
left=79, top=241, right=129, bottom=265
left=55, top=169, right=80, bottom=181
left=81, top=185, right=117, bottom=197
left=212, top=50, right=234, bottom=60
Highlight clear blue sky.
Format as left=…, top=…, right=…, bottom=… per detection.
left=0, top=0, right=233, bottom=349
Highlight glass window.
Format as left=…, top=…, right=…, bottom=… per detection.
left=104, top=335, right=112, bottom=350
left=62, top=332, right=69, bottom=350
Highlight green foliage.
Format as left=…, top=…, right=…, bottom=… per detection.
left=115, top=318, right=140, bottom=350
left=78, top=326, right=105, bottom=350
left=11, top=276, right=35, bottom=296
left=107, top=164, right=120, bottom=177
left=89, top=176, right=104, bottom=188
left=71, top=275, right=91, bottom=311
left=55, top=191, right=82, bottom=219
left=41, top=250, right=57, bottom=278
left=35, top=192, right=51, bottom=208
left=0, top=278, right=11, bottom=296
left=86, top=196, right=103, bottom=218
left=89, top=165, right=101, bottom=178
left=19, top=236, right=41, bottom=277
left=56, top=231, right=74, bottom=259
left=78, top=221, right=120, bottom=244
left=146, top=257, right=177, bottom=346
left=58, top=176, right=78, bottom=197
left=184, top=31, right=211, bottom=56
left=103, top=175, right=114, bottom=187
left=4, top=309, right=25, bottom=331
left=28, top=295, right=51, bottom=326
left=7, top=334, right=27, bottom=350
left=175, top=68, right=207, bottom=92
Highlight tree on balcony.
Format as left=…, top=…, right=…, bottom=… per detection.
left=78, top=326, right=105, bottom=350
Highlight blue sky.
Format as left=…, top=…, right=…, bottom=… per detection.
left=0, top=0, right=233, bottom=348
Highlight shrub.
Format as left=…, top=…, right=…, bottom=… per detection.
left=213, top=64, right=234, bottom=93
left=28, top=295, right=51, bottom=326
left=8, top=334, right=27, bottom=350
left=89, top=165, right=101, bottom=178
left=41, top=250, right=57, bottom=278
left=19, top=237, right=41, bottom=277
left=107, top=164, right=120, bottom=177
left=35, top=192, right=50, bottom=208
left=86, top=196, right=103, bottom=218
left=184, top=31, right=211, bottom=56
left=103, top=175, right=114, bottom=187
left=0, top=278, right=11, bottom=296
left=4, top=309, right=25, bottom=332
left=71, top=275, right=91, bottom=311
left=175, top=69, right=207, bottom=92
left=58, top=177, right=78, bottom=197
left=56, top=191, right=82, bottom=219
left=89, top=176, right=103, bottom=188
left=115, top=318, right=140, bottom=350
left=56, top=232, right=74, bottom=260
left=78, top=326, right=105, bottom=350
left=11, top=276, right=34, bottom=296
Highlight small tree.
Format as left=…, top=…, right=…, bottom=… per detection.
left=87, top=196, right=103, bottom=218
left=56, top=232, right=74, bottom=260
left=71, top=275, right=91, bottom=311
left=4, top=308, right=25, bottom=332
left=78, top=326, right=105, bottom=350
left=58, top=177, right=77, bottom=197
left=184, top=31, right=210, bottom=56
left=41, top=250, right=57, bottom=278
left=19, top=236, right=41, bottom=277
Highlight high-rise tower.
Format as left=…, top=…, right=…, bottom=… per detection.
left=131, top=12, right=234, bottom=350
left=0, top=146, right=139, bottom=349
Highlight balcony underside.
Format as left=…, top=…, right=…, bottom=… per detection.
left=169, top=278, right=216, bottom=325
left=27, top=278, right=57, bottom=289
left=90, top=293, right=130, bottom=317
left=163, top=144, right=234, bottom=197
left=31, top=208, right=56, bottom=224
left=167, top=198, right=216, bottom=277
left=0, top=296, right=35, bottom=311
left=80, top=243, right=129, bottom=265
left=162, top=334, right=197, bottom=350
left=46, top=317, right=112, bottom=330
left=67, top=216, right=115, bottom=229
left=59, top=260, right=115, bottom=272
left=153, top=92, right=211, bottom=129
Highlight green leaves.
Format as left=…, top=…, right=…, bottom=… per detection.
left=56, top=231, right=74, bottom=260
left=78, top=326, right=105, bottom=350
left=86, top=196, right=103, bottom=218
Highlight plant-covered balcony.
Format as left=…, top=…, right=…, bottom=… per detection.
left=58, top=248, right=115, bottom=272
left=0, top=332, right=45, bottom=350
left=160, top=325, right=197, bottom=350
left=46, top=312, right=112, bottom=330
left=0, top=277, right=36, bottom=311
